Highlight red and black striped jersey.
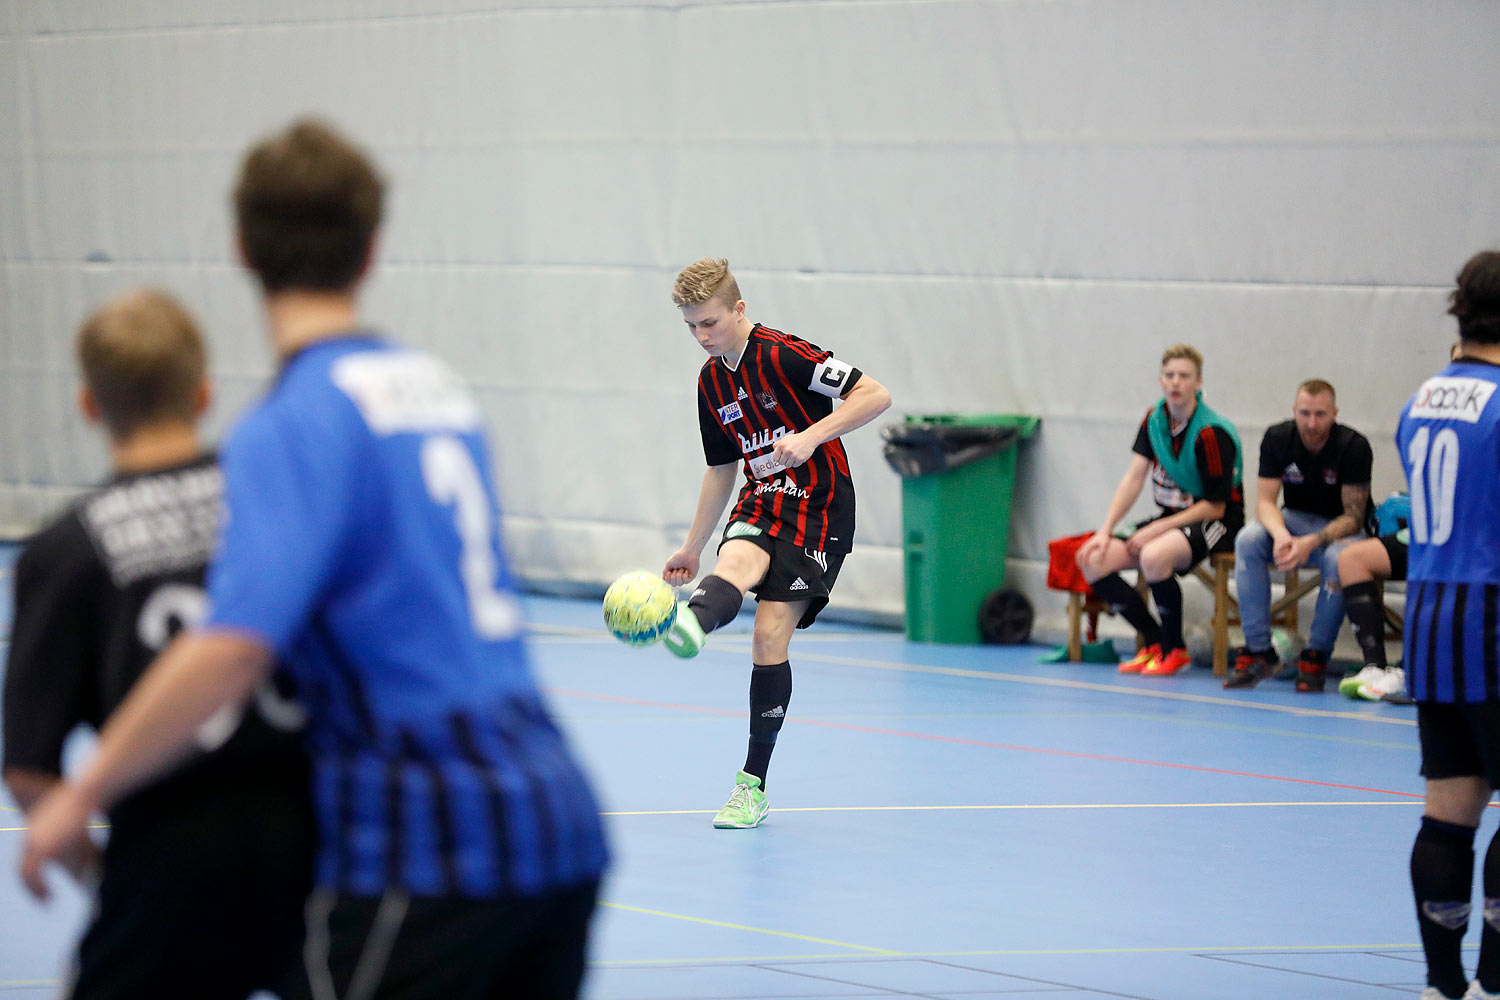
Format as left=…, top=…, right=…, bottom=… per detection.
left=697, top=324, right=863, bottom=554
left=1131, top=411, right=1246, bottom=528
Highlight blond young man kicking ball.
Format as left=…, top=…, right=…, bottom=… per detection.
left=662, top=258, right=890, bottom=829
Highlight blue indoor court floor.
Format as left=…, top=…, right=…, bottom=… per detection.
left=0, top=560, right=1461, bottom=997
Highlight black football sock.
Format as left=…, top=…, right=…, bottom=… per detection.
left=688, top=574, right=744, bottom=634
left=1148, top=577, right=1185, bottom=651
left=744, top=660, right=791, bottom=790
left=1089, top=573, right=1161, bottom=647
left=1477, top=827, right=1500, bottom=993
left=1412, top=815, right=1477, bottom=998
left=1343, top=581, right=1389, bottom=669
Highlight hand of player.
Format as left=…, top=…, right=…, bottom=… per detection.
left=1271, top=534, right=1299, bottom=569
left=1077, top=531, right=1112, bottom=568
left=1274, top=535, right=1316, bottom=572
left=662, top=549, right=700, bottom=587
left=19, top=781, right=95, bottom=902
left=771, top=431, right=817, bottom=469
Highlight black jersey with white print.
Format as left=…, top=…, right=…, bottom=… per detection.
left=2, top=454, right=306, bottom=827
left=696, top=324, right=862, bottom=554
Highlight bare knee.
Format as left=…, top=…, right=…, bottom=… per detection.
left=752, top=624, right=794, bottom=663
left=1337, top=544, right=1379, bottom=587
left=713, top=541, right=770, bottom=592
left=1426, top=776, right=1492, bottom=828
left=1138, top=542, right=1184, bottom=582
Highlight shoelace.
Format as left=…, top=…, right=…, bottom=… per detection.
left=725, top=785, right=754, bottom=811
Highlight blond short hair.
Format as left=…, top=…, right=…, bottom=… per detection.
left=1160, top=343, right=1203, bottom=376
left=1296, top=378, right=1336, bottom=403
left=672, top=257, right=741, bottom=309
left=76, top=288, right=205, bottom=440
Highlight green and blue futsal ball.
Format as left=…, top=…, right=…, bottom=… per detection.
left=602, top=570, right=678, bottom=646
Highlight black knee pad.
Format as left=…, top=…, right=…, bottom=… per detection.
left=689, top=574, right=744, bottom=632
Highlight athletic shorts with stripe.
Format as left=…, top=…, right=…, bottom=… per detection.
left=292, top=880, right=599, bottom=1000
left=719, top=521, right=845, bottom=629
left=1131, top=513, right=1238, bottom=575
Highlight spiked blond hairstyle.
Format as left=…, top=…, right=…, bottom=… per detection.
left=1160, top=343, right=1203, bottom=377
left=1296, top=378, right=1336, bottom=402
left=672, top=257, right=741, bottom=309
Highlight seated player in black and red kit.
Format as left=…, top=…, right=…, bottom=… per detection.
left=1074, top=343, right=1246, bottom=676
left=3, top=289, right=312, bottom=999
left=661, top=257, right=891, bottom=829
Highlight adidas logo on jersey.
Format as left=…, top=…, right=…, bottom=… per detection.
left=790, top=577, right=809, bottom=591
left=760, top=705, right=785, bottom=719
left=737, top=387, right=749, bottom=401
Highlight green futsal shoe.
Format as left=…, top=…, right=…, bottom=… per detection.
left=712, top=771, right=769, bottom=829
left=663, top=602, right=706, bottom=658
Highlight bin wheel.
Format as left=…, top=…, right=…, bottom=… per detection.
left=979, top=589, right=1033, bottom=644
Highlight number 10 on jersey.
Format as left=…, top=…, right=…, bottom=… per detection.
left=1407, top=426, right=1459, bottom=546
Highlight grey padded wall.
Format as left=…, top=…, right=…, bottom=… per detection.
left=3, top=0, right=1499, bottom=630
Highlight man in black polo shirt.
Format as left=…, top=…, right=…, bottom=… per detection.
left=1224, top=379, right=1373, bottom=692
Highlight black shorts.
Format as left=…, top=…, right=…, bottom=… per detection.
left=295, top=880, right=599, bottom=1000
left=1418, top=702, right=1500, bottom=786
left=69, top=774, right=314, bottom=1000
left=1379, top=531, right=1409, bottom=581
left=719, top=522, right=846, bottom=629
left=1132, top=514, right=1238, bottom=576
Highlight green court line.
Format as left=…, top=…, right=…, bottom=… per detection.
left=527, top=623, right=1416, bottom=728
left=602, top=800, right=1421, bottom=817
left=591, top=941, right=1432, bottom=967
left=599, top=901, right=897, bottom=955
left=1100, top=710, right=1416, bottom=750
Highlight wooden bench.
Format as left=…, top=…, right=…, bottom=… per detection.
left=1190, top=553, right=1320, bottom=677
left=1063, top=572, right=1149, bottom=661
left=1065, top=552, right=1406, bottom=676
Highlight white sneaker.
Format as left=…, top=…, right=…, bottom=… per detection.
left=1466, top=980, right=1500, bottom=999
left=1357, top=666, right=1409, bottom=703
left=1420, top=989, right=1452, bottom=1000
left=1339, top=664, right=1384, bottom=698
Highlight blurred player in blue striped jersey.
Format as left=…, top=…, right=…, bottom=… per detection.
left=20, top=119, right=608, bottom=999
left=1397, top=250, right=1500, bottom=1000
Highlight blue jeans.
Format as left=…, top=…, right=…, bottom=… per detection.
left=1234, top=509, right=1360, bottom=655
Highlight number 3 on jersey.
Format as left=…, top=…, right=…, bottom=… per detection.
left=421, top=434, right=523, bottom=641
left=1407, top=426, right=1459, bottom=546
left=137, top=583, right=304, bottom=749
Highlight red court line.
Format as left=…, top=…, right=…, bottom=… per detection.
left=547, top=688, right=1425, bottom=800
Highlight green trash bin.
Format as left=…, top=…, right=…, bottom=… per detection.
left=883, top=413, right=1039, bottom=644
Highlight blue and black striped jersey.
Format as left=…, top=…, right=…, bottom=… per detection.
left=1398, top=358, right=1500, bottom=703
left=205, top=335, right=608, bottom=895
